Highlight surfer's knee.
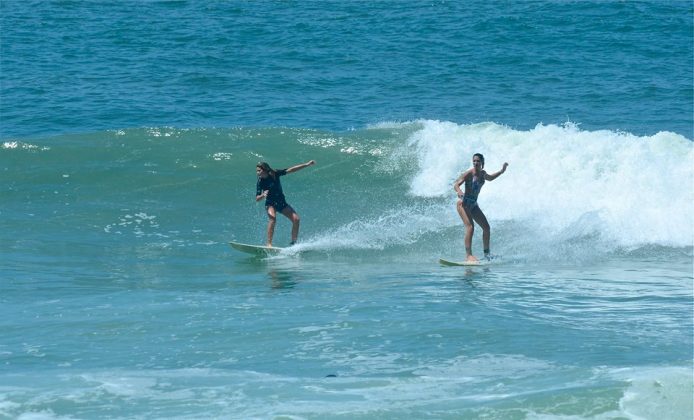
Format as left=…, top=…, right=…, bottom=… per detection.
left=266, top=208, right=276, bottom=220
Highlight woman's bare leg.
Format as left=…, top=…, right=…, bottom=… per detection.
left=471, top=206, right=491, bottom=257
left=456, top=200, right=477, bottom=261
left=281, top=206, right=301, bottom=244
left=266, top=206, right=277, bottom=247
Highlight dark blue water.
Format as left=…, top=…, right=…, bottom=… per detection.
left=1, top=0, right=692, bottom=139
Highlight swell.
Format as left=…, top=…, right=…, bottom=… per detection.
left=2, top=122, right=692, bottom=262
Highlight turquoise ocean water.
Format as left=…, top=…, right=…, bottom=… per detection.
left=2, top=1, right=693, bottom=419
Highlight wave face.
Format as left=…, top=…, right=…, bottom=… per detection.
left=3, top=121, right=692, bottom=262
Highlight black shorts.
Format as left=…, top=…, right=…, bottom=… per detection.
left=266, top=200, right=290, bottom=213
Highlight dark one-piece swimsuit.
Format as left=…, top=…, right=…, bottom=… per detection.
left=462, top=173, right=484, bottom=209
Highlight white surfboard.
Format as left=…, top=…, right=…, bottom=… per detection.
left=439, top=257, right=499, bottom=267
left=229, top=241, right=283, bottom=256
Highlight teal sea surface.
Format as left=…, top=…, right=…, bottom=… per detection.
left=1, top=1, right=693, bottom=419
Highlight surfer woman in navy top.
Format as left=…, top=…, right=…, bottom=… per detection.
left=256, top=160, right=315, bottom=247
left=453, top=153, right=508, bottom=262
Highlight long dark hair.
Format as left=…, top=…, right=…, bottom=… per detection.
left=257, top=161, right=277, bottom=179
left=473, top=153, right=485, bottom=168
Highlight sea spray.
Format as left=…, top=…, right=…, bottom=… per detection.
left=3, top=122, right=691, bottom=262
left=400, top=121, right=693, bottom=249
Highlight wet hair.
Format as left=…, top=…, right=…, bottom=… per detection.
left=256, top=161, right=277, bottom=179
left=473, top=153, right=485, bottom=167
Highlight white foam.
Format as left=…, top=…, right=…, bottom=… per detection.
left=16, top=410, right=78, bottom=420
left=299, top=203, right=450, bottom=252
left=613, top=366, right=693, bottom=420
left=2, top=141, right=49, bottom=151
left=3, top=364, right=691, bottom=419
left=399, top=120, right=694, bottom=248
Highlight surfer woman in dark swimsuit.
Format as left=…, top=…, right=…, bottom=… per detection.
left=453, top=153, right=508, bottom=262
left=256, top=160, right=315, bottom=247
